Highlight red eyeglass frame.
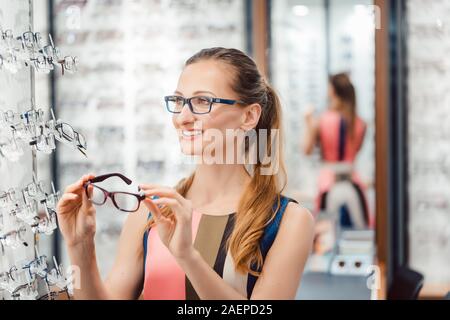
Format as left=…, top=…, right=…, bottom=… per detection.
left=83, top=173, right=146, bottom=213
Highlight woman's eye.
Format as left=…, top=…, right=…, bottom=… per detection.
left=172, top=97, right=183, bottom=105
left=197, top=98, right=210, bottom=105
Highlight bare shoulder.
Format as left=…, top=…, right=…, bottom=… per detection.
left=280, top=201, right=315, bottom=236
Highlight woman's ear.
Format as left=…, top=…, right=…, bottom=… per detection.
left=240, top=103, right=262, bottom=131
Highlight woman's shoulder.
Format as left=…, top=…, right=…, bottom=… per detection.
left=318, top=110, right=341, bottom=126
left=279, top=196, right=314, bottom=231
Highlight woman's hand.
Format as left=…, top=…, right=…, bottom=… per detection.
left=56, top=174, right=97, bottom=248
left=304, top=105, right=317, bottom=126
left=139, top=184, right=195, bottom=261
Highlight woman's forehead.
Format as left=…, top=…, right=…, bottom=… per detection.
left=177, top=60, right=235, bottom=95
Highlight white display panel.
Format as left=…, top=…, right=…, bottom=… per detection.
left=407, top=0, right=450, bottom=286
left=0, top=0, right=35, bottom=300
left=53, top=0, right=248, bottom=276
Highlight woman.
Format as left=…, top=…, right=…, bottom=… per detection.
left=303, top=73, right=372, bottom=230
left=56, top=48, right=314, bottom=300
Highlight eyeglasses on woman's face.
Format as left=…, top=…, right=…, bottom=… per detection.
left=83, top=173, right=146, bottom=213
left=164, top=95, right=244, bottom=115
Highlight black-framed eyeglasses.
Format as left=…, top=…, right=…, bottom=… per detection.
left=164, top=95, right=244, bottom=115
left=83, top=173, right=146, bottom=213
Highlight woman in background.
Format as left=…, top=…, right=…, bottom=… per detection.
left=303, top=73, right=371, bottom=233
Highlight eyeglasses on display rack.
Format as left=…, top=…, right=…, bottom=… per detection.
left=0, top=27, right=78, bottom=76
left=164, top=95, right=245, bottom=115
left=49, top=109, right=87, bottom=156
left=84, top=173, right=147, bottom=213
left=0, top=225, right=28, bottom=249
left=0, top=108, right=87, bottom=160
left=0, top=247, right=72, bottom=300
left=0, top=178, right=60, bottom=241
left=16, top=31, right=44, bottom=51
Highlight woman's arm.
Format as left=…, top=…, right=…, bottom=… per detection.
left=58, top=176, right=147, bottom=300
left=69, top=206, right=147, bottom=300
left=66, top=238, right=108, bottom=300
left=67, top=207, right=147, bottom=300
left=103, top=205, right=148, bottom=299
left=303, top=110, right=320, bottom=155
left=250, top=203, right=314, bottom=299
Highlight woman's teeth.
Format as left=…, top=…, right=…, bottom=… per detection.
left=182, top=130, right=202, bottom=137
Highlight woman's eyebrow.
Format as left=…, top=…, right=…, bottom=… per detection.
left=192, top=91, right=216, bottom=96
left=173, top=90, right=217, bottom=96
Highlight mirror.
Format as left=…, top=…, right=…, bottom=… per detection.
left=271, top=0, right=377, bottom=299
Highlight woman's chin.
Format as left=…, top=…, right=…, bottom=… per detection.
left=180, top=144, right=203, bottom=156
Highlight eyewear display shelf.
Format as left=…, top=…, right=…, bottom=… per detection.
left=1, top=0, right=78, bottom=300
left=406, top=0, right=450, bottom=298
left=0, top=0, right=36, bottom=301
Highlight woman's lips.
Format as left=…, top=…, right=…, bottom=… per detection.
left=181, top=129, right=202, bottom=140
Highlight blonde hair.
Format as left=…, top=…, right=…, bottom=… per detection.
left=146, top=48, right=287, bottom=276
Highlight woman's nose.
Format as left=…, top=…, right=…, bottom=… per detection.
left=175, top=103, right=196, bottom=124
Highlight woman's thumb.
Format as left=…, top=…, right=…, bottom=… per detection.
left=143, top=198, right=162, bottom=223
left=81, top=185, right=94, bottom=213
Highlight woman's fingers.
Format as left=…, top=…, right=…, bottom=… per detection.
left=142, top=188, right=185, bottom=203
left=59, top=193, right=79, bottom=205
left=138, top=183, right=161, bottom=191
left=57, top=193, right=80, bottom=213
left=64, top=180, right=83, bottom=194
left=64, top=174, right=96, bottom=194
left=139, top=184, right=185, bottom=203
left=142, top=198, right=165, bottom=223
left=81, top=184, right=95, bottom=213
left=151, top=197, right=191, bottom=222
left=152, top=197, right=178, bottom=208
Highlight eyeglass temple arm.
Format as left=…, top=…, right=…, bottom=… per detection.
left=211, top=98, right=245, bottom=105
left=49, top=33, right=55, bottom=48
left=88, top=173, right=132, bottom=185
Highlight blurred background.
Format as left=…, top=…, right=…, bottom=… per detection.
left=0, top=0, right=448, bottom=300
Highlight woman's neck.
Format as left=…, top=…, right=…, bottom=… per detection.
left=331, top=102, right=352, bottom=119
left=186, top=164, right=251, bottom=211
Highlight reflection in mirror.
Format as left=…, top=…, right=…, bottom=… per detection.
left=271, top=0, right=377, bottom=299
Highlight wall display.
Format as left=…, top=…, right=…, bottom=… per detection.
left=53, top=0, right=248, bottom=276
left=270, top=0, right=375, bottom=211
left=407, top=0, right=450, bottom=288
left=0, top=0, right=81, bottom=300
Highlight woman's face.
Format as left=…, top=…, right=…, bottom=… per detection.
left=172, top=60, right=254, bottom=157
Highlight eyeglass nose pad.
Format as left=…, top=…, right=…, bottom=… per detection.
left=178, top=101, right=196, bottom=117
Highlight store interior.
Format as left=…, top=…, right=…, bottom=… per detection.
left=0, top=0, right=449, bottom=300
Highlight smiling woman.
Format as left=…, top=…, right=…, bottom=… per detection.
left=56, top=47, right=314, bottom=301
